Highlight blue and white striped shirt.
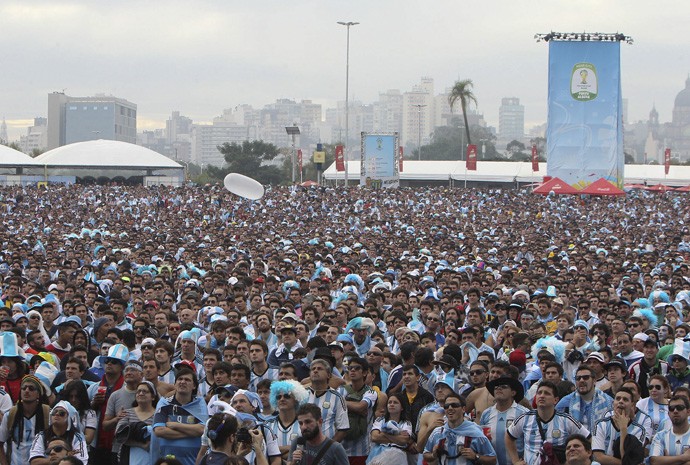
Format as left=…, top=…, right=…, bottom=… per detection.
left=592, top=416, right=647, bottom=455
left=249, top=366, right=279, bottom=393
left=306, top=387, right=350, bottom=438
left=507, top=411, right=590, bottom=465
left=479, top=402, right=530, bottom=465
left=650, top=427, right=690, bottom=457
left=636, top=397, right=668, bottom=434
left=338, top=386, right=378, bottom=456
left=265, top=416, right=301, bottom=450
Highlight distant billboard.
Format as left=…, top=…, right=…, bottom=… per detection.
left=546, top=41, right=624, bottom=188
left=360, top=132, right=399, bottom=188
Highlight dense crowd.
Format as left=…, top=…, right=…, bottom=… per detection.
left=0, top=183, right=689, bottom=465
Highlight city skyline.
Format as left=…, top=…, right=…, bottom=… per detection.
left=1, top=1, right=688, bottom=141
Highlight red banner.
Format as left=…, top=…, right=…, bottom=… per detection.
left=399, top=146, right=404, bottom=172
left=297, top=149, right=303, bottom=172
left=665, top=148, right=671, bottom=175
left=335, top=145, right=344, bottom=171
left=466, top=144, right=477, bottom=171
left=532, top=144, right=539, bottom=172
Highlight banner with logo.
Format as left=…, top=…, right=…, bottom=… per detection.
left=466, top=144, right=477, bottom=171
left=546, top=41, right=624, bottom=188
left=335, top=145, right=344, bottom=171
left=360, top=132, right=400, bottom=188
left=665, top=148, right=671, bottom=175
left=532, top=144, right=539, bottom=172
left=297, top=149, right=303, bottom=172
left=399, top=146, right=404, bottom=172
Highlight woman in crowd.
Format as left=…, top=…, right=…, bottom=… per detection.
left=636, top=374, right=670, bottom=434
left=114, top=380, right=159, bottom=465
left=369, top=392, right=413, bottom=464
left=28, top=401, right=89, bottom=465
left=58, top=380, right=97, bottom=444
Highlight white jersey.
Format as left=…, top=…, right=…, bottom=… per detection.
left=0, top=411, right=37, bottom=465
left=479, top=402, right=530, bottom=465
left=306, top=387, right=350, bottom=439
left=650, top=427, right=690, bottom=457
left=636, top=397, right=668, bottom=434
left=338, top=385, right=378, bottom=456
left=265, top=416, right=301, bottom=450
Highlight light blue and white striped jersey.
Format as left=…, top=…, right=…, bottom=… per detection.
left=507, top=411, right=590, bottom=465
left=158, top=368, right=175, bottom=384
left=649, top=427, right=690, bottom=457
left=479, top=402, right=530, bottom=465
left=306, top=387, right=350, bottom=438
left=338, top=385, right=378, bottom=456
left=592, top=416, right=647, bottom=455
left=249, top=366, right=280, bottom=393
left=198, top=377, right=213, bottom=398
left=633, top=408, right=655, bottom=441
left=265, top=416, right=301, bottom=450
left=636, top=397, right=669, bottom=433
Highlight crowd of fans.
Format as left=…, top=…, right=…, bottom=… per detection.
left=0, top=183, right=689, bottom=465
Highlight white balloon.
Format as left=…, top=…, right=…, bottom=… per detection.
left=223, top=173, right=264, bottom=200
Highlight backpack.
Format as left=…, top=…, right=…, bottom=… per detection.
left=343, top=384, right=371, bottom=441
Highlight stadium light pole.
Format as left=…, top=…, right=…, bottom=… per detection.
left=412, top=104, right=427, bottom=160
left=338, top=21, right=358, bottom=186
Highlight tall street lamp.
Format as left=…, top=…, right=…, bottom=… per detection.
left=412, top=104, right=427, bottom=160
left=337, top=21, right=358, bottom=186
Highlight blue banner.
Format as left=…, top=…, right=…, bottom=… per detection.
left=546, top=41, right=624, bottom=188
left=360, top=133, right=399, bottom=188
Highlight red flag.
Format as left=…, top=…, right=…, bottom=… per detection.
left=665, top=148, right=671, bottom=175
left=297, top=149, right=303, bottom=172
left=532, top=144, right=539, bottom=172
left=466, top=144, right=477, bottom=171
left=399, top=146, right=404, bottom=172
left=335, top=145, right=344, bottom=171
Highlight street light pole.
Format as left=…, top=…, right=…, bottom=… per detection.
left=412, top=104, right=427, bottom=160
left=337, top=21, right=358, bottom=187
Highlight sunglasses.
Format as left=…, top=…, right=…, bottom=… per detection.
left=52, top=410, right=67, bottom=417
left=427, top=317, right=440, bottom=322
left=444, top=402, right=462, bottom=409
left=668, top=405, right=687, bottom=412
left=21, top=385, right=38, bottom=392
left=628, top=323, right=640, bottom=328
left=105, top=358, right=121, bottom=364
left=575, top=375, right=592, bottom=381
left=348, top=365, right=363, bottom=371
left=48, top=446, right=67, bottom=454
left=648, top=384, right=664, bottom=390
left=367, top=351, right=383, bottom=356
left=276, top=394, right=292, bottom=400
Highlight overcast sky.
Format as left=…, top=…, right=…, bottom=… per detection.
left=1, top=0, right=688, bottom=141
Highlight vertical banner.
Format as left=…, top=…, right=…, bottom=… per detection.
left=546, top=41, right=624, bottom=188
left=665, top=148, right=671, bottom=175
left=360, top=132, right=400, bottom=188
left=466, top=144, right=477, bottom=171
left=335, top=145, right=344, bottom=171
left=399, top=146, right=404, bottom=172
left=532, top=144, right=539, bottom=172
left=297, top=149, right=303, bottom=172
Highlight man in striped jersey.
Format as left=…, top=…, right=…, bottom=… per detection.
left=480, top=377, right=529, bottom=465
left=248, top=340, right=279, bottom=392
left=650, top=396, right=690, bottom=464
left=339, top=357, right=379, bottom=465
left=306, top=358, right=349, bottom=442
left=592, top=387, right=648, bottom=464
left=506, top=381, right=590, bottom=465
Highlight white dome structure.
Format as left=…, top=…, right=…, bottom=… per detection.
left=36, top=139, right=181, bottom=169
left=0, top=145, right=42, bottom=167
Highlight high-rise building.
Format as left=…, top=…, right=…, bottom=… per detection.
left=402, top=78, right=435, bottom=149
left=19, top=117, right=48, bottom=154
left=47, top=92, right=137, bottom=149
left=498, top=97, right=524, bottom=142
left=191, top=122, right=248, bottom=167
left=0, top=118, right=7, bottom=144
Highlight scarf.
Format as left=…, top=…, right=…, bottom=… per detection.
left=440, top=420, right=485, bottom=458
left=353, top=336, right=371, bottom=357
left=568, top=389, right=612, bottom=429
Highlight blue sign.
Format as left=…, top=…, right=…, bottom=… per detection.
left=360, top=133, right=399, bottom=188
left=546, top=41, right=624, bottom=188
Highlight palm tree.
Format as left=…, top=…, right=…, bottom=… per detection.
left=448, top=79, right=478, bottom=157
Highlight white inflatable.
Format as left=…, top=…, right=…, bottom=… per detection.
left=223, top=173, right=264, bottom=200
